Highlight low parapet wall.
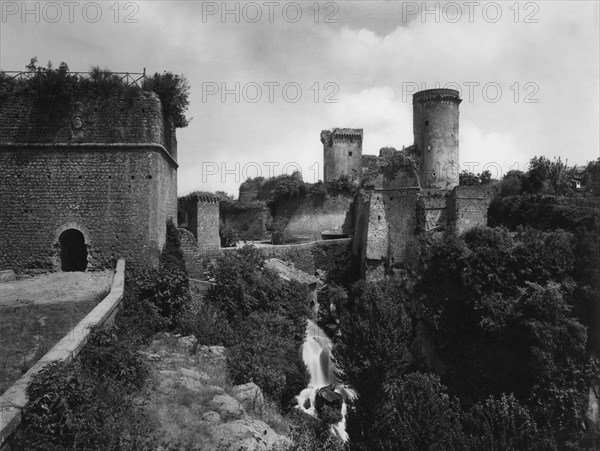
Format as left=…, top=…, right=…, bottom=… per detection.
left=0, top=259, right=126, bottom=448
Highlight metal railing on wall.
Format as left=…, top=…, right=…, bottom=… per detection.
left=0, top=69, right=147, bottom=88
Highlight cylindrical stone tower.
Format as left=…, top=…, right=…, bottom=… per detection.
left=413, top=89, right=461, bottom=189
left=321, top=128, right=363, bottom=183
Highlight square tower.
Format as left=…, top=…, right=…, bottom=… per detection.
left=321, top=128, right=363, bottom=183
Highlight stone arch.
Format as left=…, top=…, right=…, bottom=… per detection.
left=58, top=228, right=87, bottom=272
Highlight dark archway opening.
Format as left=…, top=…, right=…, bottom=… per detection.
left=59, top=229, right=87, bottom=272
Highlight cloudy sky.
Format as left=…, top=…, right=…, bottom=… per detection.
left=1, top=0, right=598, bottom=196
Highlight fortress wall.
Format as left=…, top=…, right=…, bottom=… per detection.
left=178, top=228, right=205, bottom=279
left=221, top=202, right=270, bottom=241
left=351, top=191, right=371, bottom=279
left=420, top=189, right=451, bottom=232
left=0, top=92, right=177, bottom=273
left=0, top=92, right=176, bottom=157
left=365, top=191, right=388, bottom=261
left=384, top=188, right=421, bottom=269
left=179, top=195, right=220, bottom=254
left=274, top=193, right=354, bottom=240
left=448, top=185, right=494, bottom=234
left=0, top=147, right=176, bottom=272
left=197, top=201, right=220, bottom=253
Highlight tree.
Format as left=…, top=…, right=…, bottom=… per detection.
left=376, top=372, right=465, bottom=450
left=462, top=393, right=555, bottom=450
left=500, top=170, right=525, bottom=196
left=334, top=278, right=414, bottom=449
left=460, top=171, right=480, bottom=186
left=524, top=156, right=572, bottom=195
left=583, top=158, right=600, bottom=194
left=143, top=71, right=191, bottom=128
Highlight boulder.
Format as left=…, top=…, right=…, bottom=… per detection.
left=209, top=393, right=245, bottom=420
left=315, top=384, right=343, bottom=424
left=178, top=335, right=198, bottom=350
left=201, top=410, right=221, bottom=424
left=232, top=382, right=265, bottom=412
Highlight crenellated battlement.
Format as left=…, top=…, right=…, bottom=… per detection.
left=413, top=88, right=462, bottom=105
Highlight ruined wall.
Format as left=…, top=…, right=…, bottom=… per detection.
left=448, top=185, right=494, bottom=234
left=220, top=201, right=270, bottom=241
left=413, top=89, right=461, bottom=190
left=273, top=193, right=354, bottom=241
left=178, top=228, right=204, bottom=279
left=322, top=128, right=363, bottom=182
left=384, top=188, right=421, bottom=269
left=353, top=187, right=420, bottom=280
left=420, top=189, right=451, bottom=232
left=0, top=93, right=177, bottom=272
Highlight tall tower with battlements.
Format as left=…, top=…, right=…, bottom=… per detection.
left=413, top=89, right=461, bottom=189
left=321, top=128, right=363, bottom=183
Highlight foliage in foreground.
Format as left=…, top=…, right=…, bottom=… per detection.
left=334, top=222, right=599, bottom=450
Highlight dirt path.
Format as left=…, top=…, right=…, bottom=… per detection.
left=0, top=271, right=113, bottom=307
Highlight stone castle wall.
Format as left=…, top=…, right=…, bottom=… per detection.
left=448, top=185, right=495, bottom=234
left=273, top=193, right=354, bottom=241
left=420, top=189, right=451, bottom=232
left=220, top=201, right=270, bottom=241
left=0, top=92, right=177, bottom=272
left=179, top=193, right=221, bottom=254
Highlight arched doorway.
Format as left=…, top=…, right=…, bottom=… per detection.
left=59, top=229, right=87, bottom=271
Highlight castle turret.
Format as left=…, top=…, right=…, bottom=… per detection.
left=321, top=128, right=363, bottom=183
left=413, top=89, right=461, bottom=189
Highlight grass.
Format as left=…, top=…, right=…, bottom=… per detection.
left=0, top=291, right=108, bottom=395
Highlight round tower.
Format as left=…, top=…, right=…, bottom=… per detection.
left=413, top=89, right=461, bottom=189
left=321, top=128, right=363, bottom=183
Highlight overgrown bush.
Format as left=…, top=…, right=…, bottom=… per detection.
left=376, top=372, right=465, bottom=450
left=79, top=326, right=148, bottom=389
left=1, top=57, right=191, bottom=127
left=13, top=355, right=153, bottom=450
left=227, top=312, right=309, bottom=406
left=219, top=223, right=239, bottom=247
left=462, top=393, right=555, bottom=450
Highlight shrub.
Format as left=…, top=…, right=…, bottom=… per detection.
left=219, top=223, right=239, bottom=247
left=227, top=312, right=309, bottom=407
left=134, top=266, right=190, bottom=330
left=79, top=326, right=148, bottom=389
left=462, top=393, right=555, bottom=450
left=376, top=372, right=466, bottom=450
left=13, top=360, right=154, bottom=450
left=141, top=71, right=191, bottom=128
